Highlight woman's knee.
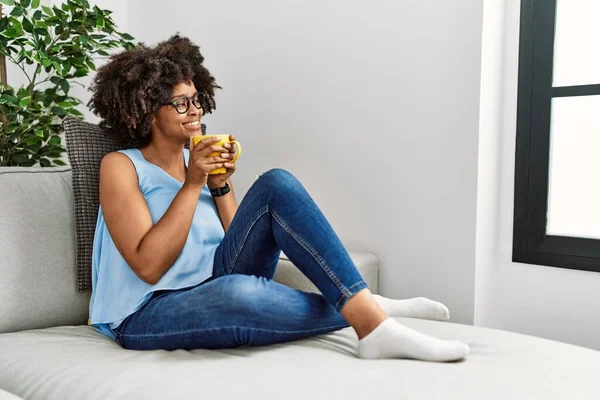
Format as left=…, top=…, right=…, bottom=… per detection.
left=261, top=168, right=296, bottom=183
left=258, top=168, right=304, bottom=196
left=212, top=275, right=270, bottom=308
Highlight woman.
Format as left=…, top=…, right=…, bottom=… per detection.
left=87, top=35, right=470, bottom=362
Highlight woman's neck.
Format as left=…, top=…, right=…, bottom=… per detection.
left=140, top=138, right=186, bottom=172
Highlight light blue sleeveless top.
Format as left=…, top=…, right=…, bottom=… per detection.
left=88, top=148, right=225, bottom=340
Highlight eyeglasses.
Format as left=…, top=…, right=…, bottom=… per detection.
left=162, top=92, right=205, bottom=114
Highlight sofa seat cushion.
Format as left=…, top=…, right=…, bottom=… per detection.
left=0, top=389, right=22, bottom=400
left=1, top=317, right=599, bottom=400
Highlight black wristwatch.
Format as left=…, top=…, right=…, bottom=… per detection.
left=210, top=182, right=231, bottom=197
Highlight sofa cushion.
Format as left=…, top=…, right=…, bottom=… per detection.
left=1, top=317, right=599, bottom=399
left=0, top=389, right=23, bottom=400
left=0, top=167, right=90, bottom=333
left=63, top=116, right=121, bottom=291
left=63, top=116, right=206, bottom=290
left=275, top=251, right=379, bottom=294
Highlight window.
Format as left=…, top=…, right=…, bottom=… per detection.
left=513, top=0, right=600, bottom=273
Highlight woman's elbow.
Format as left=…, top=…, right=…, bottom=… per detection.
left=131, top=261, right=162, bottom=285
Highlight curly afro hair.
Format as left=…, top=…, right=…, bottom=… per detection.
left=88, top=34, right=220, bottom=148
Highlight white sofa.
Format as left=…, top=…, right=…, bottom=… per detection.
left=1, top=166, right=599, bottom=400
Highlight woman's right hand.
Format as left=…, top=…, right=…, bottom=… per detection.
left=185, top=136, right=231, bottom=187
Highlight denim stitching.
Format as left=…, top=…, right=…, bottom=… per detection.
left=118, top=323, right=350, bottom=339
left=334, top=281, right=369, bottom=311
left=347, top=280, right=369, bottom=292
left=225, top=206, right=271, bottom=275
left=270, top=210, right=348, bottom=297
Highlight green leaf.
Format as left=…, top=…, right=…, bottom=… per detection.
left=71, top=56, right=85, bottom=67
left=49, top=76, right=62, bottom=85
left=50, top=106, right=66, bottom=115
left=52, top=159, right=67, bottom=166
left=41, top=5, right=53, bottom=16
left=21, top=0, right=31, bottom=7
left=47, top=151, right=63, bottom=158
left=12, top=153, right=30, bottom=164
left=67, top=108, right=83, bottom=117
left=34, top=27, right=48, bottom=36
left=74, top=67, right=87, bottom=77
left=3, top=28, right=21, bottom=38
left=49, top=136, right=61, bottom=146
left=85, top=58, right=96, bottom=71
left=39, top=158, right=51, bottom=167
left=120, top=33, right=134, bottom=40
left=0, top=93, right=18, bottom=105
left=10, top=7, right=22, bottom=16
left=22, top=17, right=34, bottom=33
left=95, top=17, right=104, bottom=29
left=26, top=136, right=41, bottom=146
left=32, top=10, right=42, bottom=20
left=57, top=101, right=72, bottom=108
left=9, top=17, right=23, bottom=32
left=59, top=80, right=69, bottom=94
left=32, top=0, right=40, bottom=8
left=0, top=0, right=15, bottom=6
left=19, top=96, right=31, bottom=107
left=0, top=17, right=9, bottom=32
left=35, top=129, right=44, bottom=137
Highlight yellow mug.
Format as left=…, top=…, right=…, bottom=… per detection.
left=192, top=135, right=242, bottom=175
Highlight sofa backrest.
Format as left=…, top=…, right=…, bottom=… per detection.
left=0, top=167, right=89, bottom=334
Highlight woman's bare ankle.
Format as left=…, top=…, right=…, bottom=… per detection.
left=340, top=289, right=389, bottom=339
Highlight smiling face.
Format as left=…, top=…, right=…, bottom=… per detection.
left=152, top=80, right=204, bottom=142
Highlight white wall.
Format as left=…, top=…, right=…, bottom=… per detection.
left=122, top=0, right=484, bottom=324
left=475, top=0, right=600, bottom=350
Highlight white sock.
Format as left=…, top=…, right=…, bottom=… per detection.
left=358, top=318, right=470, bottom=362
left=373, top=295, right=450, bottom=321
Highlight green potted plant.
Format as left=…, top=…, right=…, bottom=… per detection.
left=0, top=0, right=134, bottom=166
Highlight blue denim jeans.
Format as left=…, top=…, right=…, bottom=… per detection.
left=115, top=169, right=368, bottom=350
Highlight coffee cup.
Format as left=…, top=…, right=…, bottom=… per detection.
left=192, top=135, right=242, bottom=174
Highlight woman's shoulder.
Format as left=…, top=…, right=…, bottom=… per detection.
left=100, top=151, right=138, bottom=180
left=116, top=147, right=141, bottom=156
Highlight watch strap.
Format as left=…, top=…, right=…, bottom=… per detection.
left=210, top=182, right=231, bottom=197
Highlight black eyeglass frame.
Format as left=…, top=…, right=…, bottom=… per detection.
left=161, top=92, right=205, bottom=114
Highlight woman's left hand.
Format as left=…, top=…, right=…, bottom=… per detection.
left=207, top=134, right=237, bottom=189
